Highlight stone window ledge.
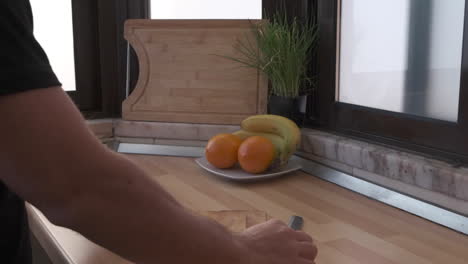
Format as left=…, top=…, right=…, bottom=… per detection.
left=300, top=129, right=468, bottom=200
left=87, top=119, right=468, bottom=216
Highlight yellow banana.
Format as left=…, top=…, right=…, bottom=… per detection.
left=232, top=130, right=287, bottom=165
left=240, top=115, right=301, bottom=162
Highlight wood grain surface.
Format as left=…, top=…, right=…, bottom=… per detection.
left=29, top=155, right=468, bottom=264
left=122, top=20, right=268, bottom=124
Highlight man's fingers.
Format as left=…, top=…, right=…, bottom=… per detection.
left=269, top=219, right=287, bottom=226
left=298, top=241, right=318, bottom=260
left=295, top=231, right=313, bottom=242
left=298, top=260, right=316, bottom=264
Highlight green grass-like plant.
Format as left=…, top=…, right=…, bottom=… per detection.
left=223, top=12, right=318, bottom=98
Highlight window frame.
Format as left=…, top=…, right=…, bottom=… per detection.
left=314, top=0, right=468, bottom=163
left=66, top=0, right=149, bottom=118
left=64, top=0, right=100, bottom=111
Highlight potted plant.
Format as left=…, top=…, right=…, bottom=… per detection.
left=222, top=11, right=318, bottom=120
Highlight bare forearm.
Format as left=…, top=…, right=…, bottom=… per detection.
left=65, top=150, right=243, bottom=264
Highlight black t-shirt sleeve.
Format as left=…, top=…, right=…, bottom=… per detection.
left=0, top=0, right=61, bottom=96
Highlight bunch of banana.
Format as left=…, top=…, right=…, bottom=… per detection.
left=233, top=115, right=301, bottom=167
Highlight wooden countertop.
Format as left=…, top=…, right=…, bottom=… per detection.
left=28, top=155, right=468, bottom=264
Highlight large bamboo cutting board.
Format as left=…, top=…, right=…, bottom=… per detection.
left=123, top=20, right=268, bottom=125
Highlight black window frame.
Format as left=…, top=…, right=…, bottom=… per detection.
left=65, top=0, right=149, bottom=118
left=67, top=0, right=100, bottom=112
left=314, top=0, right=468, bottom=164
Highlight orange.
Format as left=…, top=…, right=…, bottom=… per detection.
left=205, top=134, right=243, bottom=169
left=238, top=136, right=275, bottom=174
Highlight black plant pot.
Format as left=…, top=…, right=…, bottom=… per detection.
left=268, top=95, right=297, bottom=120
left=268, top=95, right=307, bottom=126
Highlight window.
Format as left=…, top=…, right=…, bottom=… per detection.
left=316, top=0, right=468, bottom=163
left=31, top=0, right=305, bottom=117
left=338, top=0, right=464, bottom=122
left=28, top=0, right=103, bottom=112
left=30, top=0, right=76, bottom=92
left=151, top=0, right=262, bottom=19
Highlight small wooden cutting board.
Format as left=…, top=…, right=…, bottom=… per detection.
left=200, top=210, right=270, bottom=232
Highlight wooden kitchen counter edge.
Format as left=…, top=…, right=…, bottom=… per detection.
left=27, top=204, right=73, bottom=264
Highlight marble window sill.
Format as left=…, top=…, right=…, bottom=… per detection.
left=87, top=119, right=468, bottom=215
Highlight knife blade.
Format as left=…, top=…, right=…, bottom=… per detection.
left=288, top=215, right=304, bottom=230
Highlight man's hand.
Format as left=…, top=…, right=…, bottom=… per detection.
left=238, top=219, right=318, bottom=264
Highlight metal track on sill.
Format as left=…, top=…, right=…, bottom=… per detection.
left=118, top=143, right=468, bottom=235
left=118, top=143, right=204, bottom=157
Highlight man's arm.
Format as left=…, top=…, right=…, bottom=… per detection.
left=0, top=87, right=317, bottom=264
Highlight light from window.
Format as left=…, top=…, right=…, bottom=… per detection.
left=30, top=0, right=76, bottom=91
left=338, top=0, right=464, bottom=122
left=151, top=0, right=262, bottom=19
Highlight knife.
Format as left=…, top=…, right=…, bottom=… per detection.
left=288, top=215, right=304, bottom=230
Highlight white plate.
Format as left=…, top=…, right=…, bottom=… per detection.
left=195, top=157, right=302, bottom=182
